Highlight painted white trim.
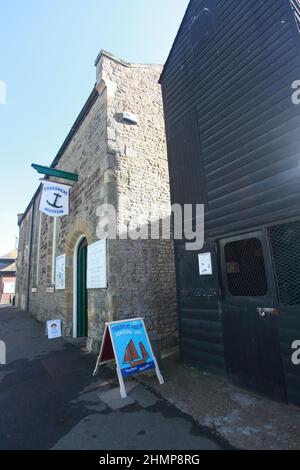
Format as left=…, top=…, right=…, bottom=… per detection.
left=72, top=235, right=86, bottom=338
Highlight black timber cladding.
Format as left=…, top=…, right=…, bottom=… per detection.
left=176, top=239, right=225, bottom=375
left=269, top=220, right=300, bottom=405
left=161, top=0, right=300, bottom=399
left=161, top=0, right=300, bottom=237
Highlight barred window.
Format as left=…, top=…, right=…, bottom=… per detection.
left=269, top=221, right=300, bottom=306
left=224, top=238, right=268, bottom=297
left=290, top=0, right=300, bottom=32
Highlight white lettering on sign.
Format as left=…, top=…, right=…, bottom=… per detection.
left=87, top=239, right=107, bottom=289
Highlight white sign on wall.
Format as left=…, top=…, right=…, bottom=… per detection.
left=198, top=252, right=213, bottom=276
left=87, top=239, right=107, bottom=289
left=55, top=254, right=66, bottom=290
left=39, top=181, right=70, bottom=217
left=47, top=319, right=62, bottom=340
left=3, top=281, right=15, bottom=294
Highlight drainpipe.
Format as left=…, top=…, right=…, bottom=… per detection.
left=51, top=217, right=57, bottom=285
left=26, top=198, right=35, bottom=312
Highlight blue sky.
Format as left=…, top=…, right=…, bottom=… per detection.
left=0, top=0, right=189, bottom=255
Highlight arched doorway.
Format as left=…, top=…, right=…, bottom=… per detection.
left=76, top=237, right=88, bottom=337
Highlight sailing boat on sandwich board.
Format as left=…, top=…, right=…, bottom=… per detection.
left=123, top=339, right=150, bottom=367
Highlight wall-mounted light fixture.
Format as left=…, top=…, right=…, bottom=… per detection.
left=122, top=111, right=139, bottom=125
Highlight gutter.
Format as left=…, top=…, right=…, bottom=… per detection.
left=26, top=199, right=35, bottom=313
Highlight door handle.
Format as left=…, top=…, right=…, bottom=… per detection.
left=257, top=307, right=266, bottom=317
left=257, top=307, right=278, bottom=317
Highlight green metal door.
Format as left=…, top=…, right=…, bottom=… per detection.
left=77, top=238, right=88, bottom=337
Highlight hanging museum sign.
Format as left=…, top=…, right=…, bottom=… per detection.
left=39, top=181, right=70, bottom=217
left=93, top=318, right=164, bottom=398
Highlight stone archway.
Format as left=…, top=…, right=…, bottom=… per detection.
left=64, top=219, right=93, bottom=336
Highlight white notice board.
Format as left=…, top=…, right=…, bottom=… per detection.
left=3, top=281, right=15, bottom=294
left=198, top=252, right=212, bottom=276
left=55, top=254, right=66, bottom=289
left=47, top=319, right=62, bottom=339
left=87, top=239, right=107, bottom=289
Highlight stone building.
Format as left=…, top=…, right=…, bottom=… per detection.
left=16, top=51, right=177, bottom=352
left=0, top=249, right=17, bottom=304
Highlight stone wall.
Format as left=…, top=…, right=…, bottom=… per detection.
left=27, top=88, right=107, bottom=347
left=96, top=53, right=177, bottom=347
left=16, top=208, right=32, bottom=311
left=16, top=51, right=178, bottom=352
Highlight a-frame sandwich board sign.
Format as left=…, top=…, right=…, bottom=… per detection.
left=93, top=318, right=164, bottom=398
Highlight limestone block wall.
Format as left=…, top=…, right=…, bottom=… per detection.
left=16, top=208, right=32, bottom=311
left=27, top=90, right=108, bottom=348
left=96, top=53, right=178, bottom=347
left=16, top=51, right=178, bottom=352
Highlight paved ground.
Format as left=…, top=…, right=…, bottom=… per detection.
left=0, top=306, right=228, bottom=450
left=138, top=355, right=300, bottom=450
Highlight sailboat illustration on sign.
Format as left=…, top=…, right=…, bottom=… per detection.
left=123, top=339, right=150, bottom=367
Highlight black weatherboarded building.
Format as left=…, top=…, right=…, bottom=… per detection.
left=160, top=0, right=300, bottom=405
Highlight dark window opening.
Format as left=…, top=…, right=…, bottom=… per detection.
left=224, top=238, right=267, bottom=297
left=269, top=221, right=300, bottom=306
left=290, top=0, right=300, bottom=32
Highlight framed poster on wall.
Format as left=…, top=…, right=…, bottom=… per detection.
left=55, top=254, right=66, bottom=289
left=198, top=252, right=212, bottom=276
left=87, top=239, right=107, bottom=289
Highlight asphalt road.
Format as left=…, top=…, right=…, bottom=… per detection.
left=0, top=306, right=226, bottom=450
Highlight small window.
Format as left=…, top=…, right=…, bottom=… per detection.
left=290, top=0, right=300, bottom=32
left=224, top=238, right=268, bottom=297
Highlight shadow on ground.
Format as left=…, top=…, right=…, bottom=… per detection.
left=0, top=307, right=230, bottom=450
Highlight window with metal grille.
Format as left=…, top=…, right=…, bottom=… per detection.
left=290, top=0, right=300, bottom=32
left=224, top=238, right=268, bottom=297
left=269, top=221, right=300, bottom=306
